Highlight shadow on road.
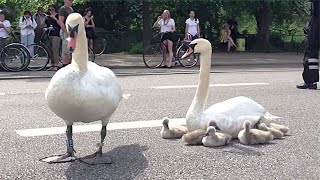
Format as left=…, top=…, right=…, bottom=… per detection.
left=65, top=144, right=148, bottom=180
left=222, top=140, right=278, bottom=156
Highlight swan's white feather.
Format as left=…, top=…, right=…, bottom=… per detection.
left=203, top=96, right=276, bottom=137
left=45, top=62, right=122, bottom=125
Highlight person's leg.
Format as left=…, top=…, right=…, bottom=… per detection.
left=161, top=40, right=167, bottom=67
left=21, top=35, right=27, bottom=47
left=60, top=31, right=71, bottom=65
left=28, top=34, right=34, bottom=57
left=297, top=0, right=319, bottom=89
left=167, top=40, right=174, bottom=67
left=88, top=39, right=93, bottom=50
left=48, top=36, right=60, bottom=71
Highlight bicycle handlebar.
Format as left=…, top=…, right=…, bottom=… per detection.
left=43, top=26, right=54, bottom=31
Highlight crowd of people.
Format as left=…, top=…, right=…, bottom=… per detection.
left=0, top=0, right=96, bottom=71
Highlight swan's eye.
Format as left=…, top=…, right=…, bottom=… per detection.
left=189, top=43, right=197, bottom=50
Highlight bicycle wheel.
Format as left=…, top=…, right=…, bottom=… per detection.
left=93, top=37, right=106, bottom=56
left=27, top=44, right=50, bottom=71
left=88, top=47, right=95, bottom=62
left=143, top=43, right=164, bottom=68
left=176, top=45, right=198, bottom=68
left=0, top=44, right=28, bottom=72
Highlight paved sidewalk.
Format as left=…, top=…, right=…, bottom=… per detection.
left=96, top=52, right=302, bottom=67
left=0, top=52, right=304, bottom=80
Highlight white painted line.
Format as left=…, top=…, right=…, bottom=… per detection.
left=15, top=118, right=186, bottom=137
left=0, top=92, right=5, bottom=96
left=150, top=82, right=269, bottom=89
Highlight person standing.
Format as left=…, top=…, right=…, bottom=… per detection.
left=184, top=10, right=200, bottom=40
left=0, top=10, right=11, bottom=48
left=83, top=7, right=95, bottom=50
left=58, top=0, right=74, bottom=66
left=296, top=0, right=319, bottom=89
left=19, top=10, right=37, bottom=56
left=45, top=5, right=61, bottom=71
left=33, top=7, right=47, bottom=43
left=153, top=10, right=176, bottom=68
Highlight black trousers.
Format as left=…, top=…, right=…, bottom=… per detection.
left=302, top=0, right=320, bottom=84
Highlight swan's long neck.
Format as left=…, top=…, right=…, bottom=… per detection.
left=71, top=29, right=88, bottom=71
left=188, top=49, right=212, bottom=115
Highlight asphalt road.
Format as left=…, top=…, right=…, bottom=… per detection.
left=0, top=64, right=319, bottom=179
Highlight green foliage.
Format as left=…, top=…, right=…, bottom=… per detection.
left=128, top=42, right=143, bottom=54
left=0, top=0, right=312, bottom=53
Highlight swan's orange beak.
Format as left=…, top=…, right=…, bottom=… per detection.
left=181, top=47, right=194, bottom=59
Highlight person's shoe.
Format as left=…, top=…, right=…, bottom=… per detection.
left=296, top=83, right=317, bottom=89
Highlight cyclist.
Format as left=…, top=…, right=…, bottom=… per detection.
left=184, top=10, right=200, bottom=41
left=153, top=10, right=176, bottom=68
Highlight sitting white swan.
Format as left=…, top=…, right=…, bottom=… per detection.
left=181, top=39, right=281, bottom=138
left=40, top=13, right=123, bottom=165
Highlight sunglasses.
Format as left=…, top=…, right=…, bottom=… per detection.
left=49, top=8, right=55, bottom=11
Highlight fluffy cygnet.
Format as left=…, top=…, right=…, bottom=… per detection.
left=238, top=120, right=274, bottom=145
left=202, top=126, right=232, bottom=147
left=160, top=117, right=187, bottom=139
left=258, top=123, right=284, bottom=139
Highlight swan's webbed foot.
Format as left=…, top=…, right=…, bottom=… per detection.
left=79, top=125, right=112, bottom=165
left=40, top=125, right=76, bottom=163
left=39, top=152, right=77, bottom=163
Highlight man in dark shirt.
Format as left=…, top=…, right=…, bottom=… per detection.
left=58, top=0, right=74, bottom=66
left=296, top=0, right=319, bottom=89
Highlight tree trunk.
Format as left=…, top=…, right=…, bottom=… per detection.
left=142, top=1, right=152, bottom=48
left=254, top=2, right=272, bottom=52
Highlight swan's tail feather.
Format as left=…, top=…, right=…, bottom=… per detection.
left=263, top=112, right=281, bottom=122
left=122, top=94, right=131, bottom=99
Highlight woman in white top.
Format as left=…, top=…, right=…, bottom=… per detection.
left=0, top=10, right=11, bottom=48
left=19, top=11, right=37, bottom=56
left=184, top=11, right=200, bottom=40
left=153, top=10, right=176, bottom=68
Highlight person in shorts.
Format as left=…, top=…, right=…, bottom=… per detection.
left=58, top=0, right=74, bottom=66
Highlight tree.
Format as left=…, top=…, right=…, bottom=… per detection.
left=142, top=0, right=152, bottom=47
left=223, top=0, right=310, bottom=51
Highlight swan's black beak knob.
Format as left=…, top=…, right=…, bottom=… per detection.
left=67, top=24, right=79, bottom=38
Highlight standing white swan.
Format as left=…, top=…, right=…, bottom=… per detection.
left=40, top=13, right=123, bottom=165
left=181, top=39, right=281, bottom=138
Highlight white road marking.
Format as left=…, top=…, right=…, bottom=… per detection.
left=0, top=92, right=5, bottom=95
left=150, top=82, right=269, bottom=89
left=15, top=118, right=186, bottom=137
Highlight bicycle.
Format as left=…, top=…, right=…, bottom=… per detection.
left=93, top=36, right=106, bottom=56
left=26, top=26, right=95, bottom=71
left=142, top=32, right=198, bottom=68
left=176, top=34, right=199, bottom=68
left=0, top=38, right=31, bottom=72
